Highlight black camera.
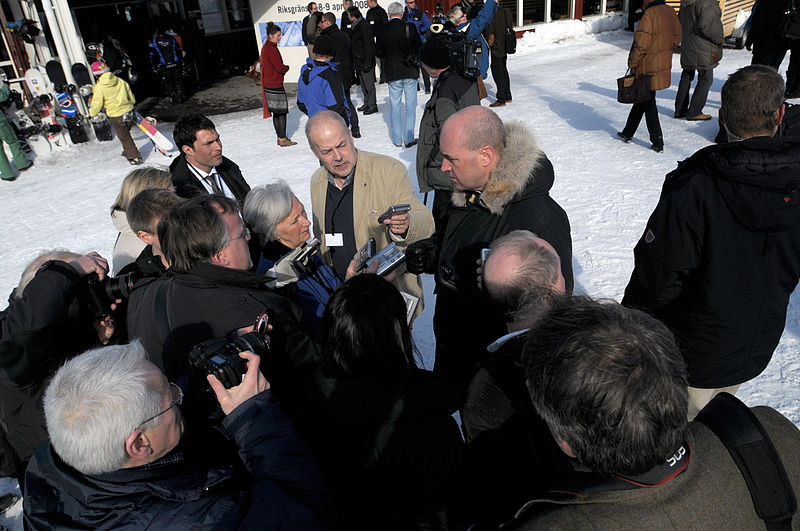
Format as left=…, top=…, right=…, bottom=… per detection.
left=80, top=271, right=140, bottom=318
left=188, top=313, right=270, bottom=389
left=291, top=238, right=321, bottom=275
left=425, top=28, right=483, bottom=79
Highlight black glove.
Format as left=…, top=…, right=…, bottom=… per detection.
left=406, top=238, right=438, bottom=275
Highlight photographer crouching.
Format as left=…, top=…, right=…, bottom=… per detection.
left=0, top=251, right=123, bottom=486
left=23, top=341, right=335, bottom=529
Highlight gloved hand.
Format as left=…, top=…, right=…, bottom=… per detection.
left=406, top=238, right=438, bottom=275
left=263, top=247, right=303, bottom=288
left=122, top=110, right=133, bottom=125
left=91, top=112, right=107, bottom=123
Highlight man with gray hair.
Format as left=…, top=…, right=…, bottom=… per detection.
left=407, top=105, right=573, bottom=391
left=624, top=65, right=800, bottom=418
left=459, top=231, right=569, bottom=526
left=23, top=342, right=335, bottom=528
left=306, top=110, right=433, bottom=319
left=126, top=195, right=318, bottom=410
left=506, top=298, right=800, bottom=528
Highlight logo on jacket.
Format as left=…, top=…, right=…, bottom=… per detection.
left=644, top=228, right=655, bottom=244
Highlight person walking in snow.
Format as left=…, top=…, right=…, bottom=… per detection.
left=89, top=61, right=143, bottom=165
left=0, top=81, right=31, bottom=181
left=260, top=22, right=296, bottom=147
left=617, top=0, right=680, bottom=153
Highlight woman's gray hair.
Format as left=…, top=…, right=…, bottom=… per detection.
left=44, top=341, right=164, bottom=475
left=243, top=180, right=295, bottom=241
left=15, top=249, right=81, bottom=299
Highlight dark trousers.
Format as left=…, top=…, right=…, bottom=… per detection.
left=342, top=78, right=360, bottom=132
left=752, top=50, right=787, bottom=69
left=622, top=90, right=663, bottom=147
left=490, top=55, right=512, bottom=102
left=675, top=68, right=713, bottom=117
left=109, top=114, right=141, bottom=159
left=358, top=67, right=377, bottom=107
left=788, top=44, right=800, bottom=96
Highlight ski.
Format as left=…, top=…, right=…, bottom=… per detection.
left=133, top=112, right=174, bottom=153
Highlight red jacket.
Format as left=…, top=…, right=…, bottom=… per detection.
left=260, top=40, right=289, bottom=117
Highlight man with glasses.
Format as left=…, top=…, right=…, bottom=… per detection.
left=126, top=195, right=319, bottom=412
left=402, top=0, right=432, bottom=93
left=24, top=341, right=335, bottom=529
left=623, top=65, right=800, bottom=419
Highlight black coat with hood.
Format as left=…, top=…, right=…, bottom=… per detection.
left=430, top=122, right=573, bottom=390
left=623, top=136, right=800, bottom=388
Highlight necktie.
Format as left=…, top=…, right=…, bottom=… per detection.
left=204, top=174, right=222, bottom=195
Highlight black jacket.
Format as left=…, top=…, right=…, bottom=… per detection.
left=24, top=391, right=336, bottom=530
left=303, top=12, right=322, bottom=45
left=298, top=367, right=464, bottom=530
left=0, top=261, right=103, bottom=478
left=366, top=5, right=389, bottom=37
left=745, top=0, right=790, bottom=57
left=320, top=24, right=353, bottom=78
left=169, top=153, right=251, bottom=204
left=376, top=18, right=421, bottom=81
left=126, top=263, right=320, bottom=412
left=430, top=122, right=573, bottom=390
left=349, top=18, right=376, bottom=71
left=340, top=10, right=352, bottom=33
left=623, top=137, right=800, bottom=388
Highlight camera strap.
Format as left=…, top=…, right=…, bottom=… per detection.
left=695, top=393, right=796, bottom=530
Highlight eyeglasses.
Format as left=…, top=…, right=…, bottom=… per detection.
left=135, top=382, right=183, bottom=432
left=231, top=227, right=251, bottom=242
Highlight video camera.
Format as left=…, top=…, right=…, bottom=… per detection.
left=427, top=25, right=483, bottom=79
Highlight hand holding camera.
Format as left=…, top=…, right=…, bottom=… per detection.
left=68, top=251, right=109, bottom=281
left=207, top=351, right=269, bottom=416
left=406, top=238, right=438, bottom=275
left=378, top=204, right=411, bottom=235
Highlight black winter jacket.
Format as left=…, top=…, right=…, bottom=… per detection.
left=24, top=391, right=336, bottom=530
left=376, top=18, right=421, bottom=82
left=745, top=0, right=790, bottom=57
left=623, top=137, right=800, bottom=388
left=126, top=263, right=319, bottom=411
left=429, top=122, right=573, bottom=390
left=349, top=18, right=376, bottom=71
left=169, top=153, right=251, bottom=204
left=321, top=24, right=353, bottom=76
left=298, top=367, right=464, bottom=530
left=367, top=5, right=389, bottom=36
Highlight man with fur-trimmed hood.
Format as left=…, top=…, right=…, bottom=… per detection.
left=407, top=106, right=573, bottom=392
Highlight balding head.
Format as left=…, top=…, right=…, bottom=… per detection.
left=483, top=230, right=565, bottom=330
left=306, top=110, right=358, bottom=179
left=440, top=106, right=505, bottom=191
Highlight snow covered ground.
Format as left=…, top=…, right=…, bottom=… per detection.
left=1, top=13, right=798, bottom=527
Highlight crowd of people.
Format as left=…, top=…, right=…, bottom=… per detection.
left=2, top=0, right=800, bottom=528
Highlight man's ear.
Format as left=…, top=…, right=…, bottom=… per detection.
left=776, top=103, right=786, bottom=127
left=479, top=145, right=496, bottom=168
left=210, top=248, right=229, bottom=268
left=181, top=144, right=193, bottom=157
left=555, top=436, right=578, bottom=458
left=125, top=429, right=152, bottom=461
left=137, top=230, right=155, bottom=246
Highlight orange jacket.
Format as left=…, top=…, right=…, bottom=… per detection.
left=629, top=0, right=681, bottom=91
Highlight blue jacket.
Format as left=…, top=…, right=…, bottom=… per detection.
left=23, top=391, right=336, bottom=530
left=403, top=7, right=431, bottom=42
left=257, top=252, right=341, bottom=337
left=456, top=0, right=496, bottom=78
left=297, top=58, right=351, bottom=125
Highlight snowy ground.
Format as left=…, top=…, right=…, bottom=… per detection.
left=1, top=13, right=798, bottom=527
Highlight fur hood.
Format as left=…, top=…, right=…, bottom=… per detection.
left=451, top=121, right=546, bottom=215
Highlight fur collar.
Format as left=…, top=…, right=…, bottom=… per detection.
left=451, top=121, right=544, bottom=215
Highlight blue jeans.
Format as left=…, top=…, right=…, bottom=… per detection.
left=388, top=78, right=417, bottom=146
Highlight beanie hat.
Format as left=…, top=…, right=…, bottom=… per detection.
left=419, top=37, right=450, bottom=69
left=91, top=61, right=109, bottom=76
left=312, top=35, right=336, bottom=57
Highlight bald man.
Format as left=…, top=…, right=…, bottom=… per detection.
left=407, top=105, right=573, bottom=391
left=306, top=110, right=433, bottom=318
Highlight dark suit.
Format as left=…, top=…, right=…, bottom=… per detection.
left=169, top=152, right=250, bottom=204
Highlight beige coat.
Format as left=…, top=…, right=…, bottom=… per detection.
left=629, top=0, right=681, bottom=91
left=310, top=149, right=434, bottom=317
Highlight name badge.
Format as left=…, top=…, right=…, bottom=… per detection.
left=326, top=233, right=344, bottom=247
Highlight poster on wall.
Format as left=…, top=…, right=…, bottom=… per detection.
left=252, top=0, right=370, bottom=47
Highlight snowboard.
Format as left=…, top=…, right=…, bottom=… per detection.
left=45, top=60, right=88, bottom=144
left=133, top=112, right=174, bottom=156
left=71, top=62, right=113, bottom=141
left=0, top=71, right=48, bottom=156
left=24, top=68, right=68, bottom=150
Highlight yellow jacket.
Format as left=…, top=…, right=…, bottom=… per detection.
left=88, top=72, right=135, bottom=118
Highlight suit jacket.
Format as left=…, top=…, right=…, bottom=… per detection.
left=310, top=149, right=434, bottom=317
left=169, top=153, right=250, bottom=204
